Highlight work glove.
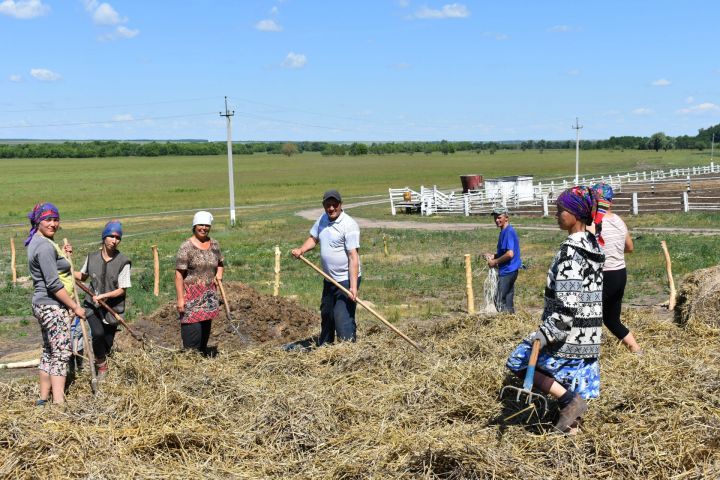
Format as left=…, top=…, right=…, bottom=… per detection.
left=529, top=330, right=548, bottom=350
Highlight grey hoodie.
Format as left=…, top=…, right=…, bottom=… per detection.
left=538, top=231, right=605, bottom=359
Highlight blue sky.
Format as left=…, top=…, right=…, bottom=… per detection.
left=1, top=0, right=719, bottom=141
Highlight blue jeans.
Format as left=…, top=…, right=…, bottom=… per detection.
left=496, top=270, right=518, bottom=313
left=319, top=278, right=361, bottom=346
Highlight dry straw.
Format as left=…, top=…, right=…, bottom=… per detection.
left=1, top=308, right=718, bottom=478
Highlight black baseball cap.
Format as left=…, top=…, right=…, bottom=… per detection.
left=322, top=189, right=342, bottom=202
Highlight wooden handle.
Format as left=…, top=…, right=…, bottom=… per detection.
left=152, top=245, right=160, bottom=297
left=522, top=338, right=542, bottom=391
left=63, top=238, right=98, bottom=393
left=10, top=238, right=17, bottom=284
left=297, top=255, right=426, bottom=353
left=464, top=254, right=475, bottom=314
left=660, top=240, right=676, bottom=310
left=74, top=280, right=142, bottom=341
left=216, top=278, right=233, bottom=321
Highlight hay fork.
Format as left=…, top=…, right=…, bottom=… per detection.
left=500, top=338, right=548, bottom=418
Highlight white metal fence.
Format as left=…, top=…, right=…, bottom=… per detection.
left=390, top=162, right=720, bottom=217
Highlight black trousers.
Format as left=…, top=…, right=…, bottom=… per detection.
left=181, top=320, right=212, bottom=352
left=318, top=278, right=360, bottom=346
left=86, top=310, right=118, bottom=363
left=603, top=268, right=630, bottom=340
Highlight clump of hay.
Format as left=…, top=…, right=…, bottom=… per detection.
left=675, top=265, right=720, bottom=327
left=1, top=308, right=718, bottom=478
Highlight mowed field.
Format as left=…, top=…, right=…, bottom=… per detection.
left=0, top=148, right=712, bottom=224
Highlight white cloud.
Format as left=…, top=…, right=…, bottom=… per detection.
left=84, top=1, right=138, bottom=40
left=270, top=6, right=279, bottom=14
left=92, top=2, right=124, bottom=25
left=115, top=25, right=138, bottom=38
left=651, top=78, right=671, bottom=87
left=392, top=62, right=411, bottom=70
left=414, top=3, right=469, bottom=19
left=567, top=69, right=581, bottom=76
left=30, top=68, right=61, bottom=81
left=632, top=107, right=653, bottom=115
left=0, top=0, right=50, bottom=19
left=677, top=102, right=720, bottom=115
left=255, top=19, right=282, bottom=32
left=548, top=25, right=580, bottom=33
left=9, top=74, right=22, bottom=82
left=686, top=96, right=694, bottom=104
left=112, top=114, right=134, bottom=121
left=281, top=52, right=307, bottom=69
left=398, top=0, right=410, bottom=6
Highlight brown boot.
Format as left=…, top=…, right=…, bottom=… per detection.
left=555, top=394, right=587, bottom=433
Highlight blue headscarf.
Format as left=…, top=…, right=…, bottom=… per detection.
left=102, top=220, right=123, bottom=240
left=24, top=202, right=60, bottom=246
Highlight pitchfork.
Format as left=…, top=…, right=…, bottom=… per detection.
left=500, top=338, right=548, bottom=419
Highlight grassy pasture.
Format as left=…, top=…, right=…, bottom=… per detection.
left=0, top=149, right=711, bottom=225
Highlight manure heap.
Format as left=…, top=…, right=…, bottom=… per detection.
left=125, top=282, right=319, bottom=350
left=1, top=308, right=718, bottom=478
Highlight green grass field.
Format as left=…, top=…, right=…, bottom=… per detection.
left=0, top=148, right=712, bottom=224
left=1, top=149, right=718, bottom=321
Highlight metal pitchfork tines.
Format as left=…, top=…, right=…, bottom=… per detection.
left=500, top=338, right=548, bottom=420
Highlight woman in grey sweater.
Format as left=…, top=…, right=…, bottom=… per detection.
left=25, top=203, right=86, bottom=405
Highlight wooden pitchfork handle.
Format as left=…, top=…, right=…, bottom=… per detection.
left=296, top=255, right=426, bottom=354
left=63, top=239, right=98, bottom=394
left=74, top=280, right=143, bottom=342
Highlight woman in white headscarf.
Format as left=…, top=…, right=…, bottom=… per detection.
left=174, top=211, right=224, bottom=353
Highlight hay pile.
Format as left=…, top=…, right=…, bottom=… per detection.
left=675, top=265, right=720, bottom=327
left=119, top=282, right=319, bottom=351
left=1, top=309, right=718, bottom=478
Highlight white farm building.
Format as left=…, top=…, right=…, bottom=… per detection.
left=484, top=175, right=534, bottom=202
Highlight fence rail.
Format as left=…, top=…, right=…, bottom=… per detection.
left=390, top=162, right=720, bottom=217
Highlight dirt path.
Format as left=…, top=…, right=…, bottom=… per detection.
left=296, top=201, right=720, bottom=235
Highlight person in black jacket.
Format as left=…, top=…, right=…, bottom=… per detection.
left=75, top=220, right=131, bottom=379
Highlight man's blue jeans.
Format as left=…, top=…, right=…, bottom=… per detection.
left=318, top=278, right=361, bottom=346
left=495, top=270, right=518, bottom=313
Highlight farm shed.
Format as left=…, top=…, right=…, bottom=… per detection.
left=484, top=175, right=534, bottom=202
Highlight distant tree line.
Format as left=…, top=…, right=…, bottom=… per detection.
left=1, top=124, right=718, bottom=159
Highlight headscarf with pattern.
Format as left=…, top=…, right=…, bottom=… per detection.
left=556, top=185, right=597, bottom=226
left=24, top=202, right=60, bottom=246
left=591, top=183, right=614, bottom=245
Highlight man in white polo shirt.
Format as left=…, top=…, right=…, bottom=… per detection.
left=292, top=189, right=361, bottom=345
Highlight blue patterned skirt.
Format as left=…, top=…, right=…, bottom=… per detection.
left=506, top=340, right=601, bottom=399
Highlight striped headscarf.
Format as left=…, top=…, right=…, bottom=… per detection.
left=556, top=185, right=597, bottom=226
left=591, top=183, right=613, bottom=245
left=24, top=202, right=60, bottom=246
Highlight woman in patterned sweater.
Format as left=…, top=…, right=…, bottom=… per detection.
left=175, top=211, right=224, bottom=354
left=506, top=186, right=605, bottom=434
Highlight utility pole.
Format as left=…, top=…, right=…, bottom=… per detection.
left=711, top=133, right=715, bottom=163
left=572, top=117, right=583, bottom=184
left=220, top=96, right=236, bottom=226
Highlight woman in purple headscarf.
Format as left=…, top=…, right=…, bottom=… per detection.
left=25, top=203, right=86, bottom=405
left=505, top=186, right=605, bottom=434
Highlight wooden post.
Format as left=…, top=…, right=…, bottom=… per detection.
left=273, top=245, right=281, bottom=297
left=660, top=241, right=676, bottom=311
left=10, top=238, right=17, bottom=285
left=152, top=245, right=160, bottom=297
left=383, top=235, right=389, bottom=256
left=464, top=254, right=475, bottom=314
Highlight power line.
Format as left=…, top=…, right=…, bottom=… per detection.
left=0, top=96, right=218, bottom=114
left=0, top=112, right=216, bottom=129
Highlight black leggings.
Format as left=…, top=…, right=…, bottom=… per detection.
left=603, top=269, right=630, bottom=340
left=86, top=310, right=118, bottom=363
